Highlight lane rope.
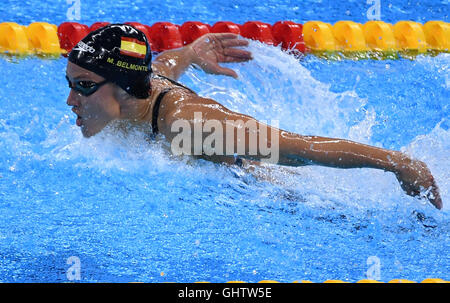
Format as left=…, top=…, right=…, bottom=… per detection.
left=0, top=20, right=448, bottom=59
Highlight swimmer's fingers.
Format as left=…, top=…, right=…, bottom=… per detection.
left=221, top=48, right=253, bottom=62
left=394, top=159, right=443, bottom=210
left=211, top=33, right=241, bottom=41
left=213, top=64, right=239, bottom=78
left=201, top=61, right=238, bottom=79
left=190, top=33, right=249, bottom=78
left=428, top=182, right=443, bottom=210
left=221, top=38, right=249, bottom=48
left=421, top=174, right=443, bottom=210
left=399, top=179, right=443, bottom=210
left=218, top=36, right=252, bottom=60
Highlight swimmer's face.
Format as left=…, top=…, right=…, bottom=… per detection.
left=66, top=62, right=120, bottom=137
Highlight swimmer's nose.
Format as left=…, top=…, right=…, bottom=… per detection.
left=66, top=89, right=81, bottom=107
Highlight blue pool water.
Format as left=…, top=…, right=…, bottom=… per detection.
left=0, top=0, right=449, bottom=282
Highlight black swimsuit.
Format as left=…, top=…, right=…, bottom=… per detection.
left=151, top=74, right=195, bottom=135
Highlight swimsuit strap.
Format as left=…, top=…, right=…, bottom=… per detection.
left=151, top=74, right=196, bottom=135
left=151, top=88, right=172, bottom=135
left=153, top=74, right=196, bottom=94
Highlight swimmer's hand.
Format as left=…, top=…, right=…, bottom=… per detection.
left=188, top=33, right=253, bottom=79
left=393, top=157, right=442, bottom=209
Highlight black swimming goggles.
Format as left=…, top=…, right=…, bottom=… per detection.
left=66, top=76, right=108, bottom=97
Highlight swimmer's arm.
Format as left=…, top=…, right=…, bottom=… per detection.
left=273, top=132, right=442, bottom=209
left=158, top=95, right=442, bottom=209
left=278, top=132, right=400, bottom=170
left=158, top=96, right=399, bottom=169
left=152, top=47, right=196, bottom=81
left=152, top=33, right=252, bottom=81
left=159, top=96, right=399, bottom=170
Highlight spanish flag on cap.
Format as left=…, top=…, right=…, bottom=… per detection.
left=120, top=37, right=147, bottom=59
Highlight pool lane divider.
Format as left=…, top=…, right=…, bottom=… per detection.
left=0, top=20, right=448, bottom=59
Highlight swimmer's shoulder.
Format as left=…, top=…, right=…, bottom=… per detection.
left=154, top=85, right=233, bottom=138
left=150, top=74, right=225, bottom=113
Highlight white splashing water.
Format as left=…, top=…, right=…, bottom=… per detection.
left=186, top=40, right=374, bottom=144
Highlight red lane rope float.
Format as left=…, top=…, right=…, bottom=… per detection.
left=272, top=21, right=306, bottom=52
left=124, top=22, right=155, bottom=50
left=240, top=21, right=275, bottom=45
left=89, top=21, right=110, bottom=32
left=57, top=22, right=89, bottom=57
left=180, top=21, right=210, bottom=45
left=211, top=21, right=241, bottom=34
left=54, top=20, right=307, bottom=54
left=150, top=22, right=183, bottom=52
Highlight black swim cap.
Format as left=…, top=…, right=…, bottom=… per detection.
left=68, top=24, right=152, bottom=99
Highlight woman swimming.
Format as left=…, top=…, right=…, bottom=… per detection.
left=66, top=24, right=442, bottom=209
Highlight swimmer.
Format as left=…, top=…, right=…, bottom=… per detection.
left=66, top=24, right=442, bottom=209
